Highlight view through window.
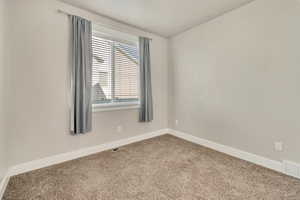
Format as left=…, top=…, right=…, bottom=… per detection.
left=91, top=31, right=139, bottom=107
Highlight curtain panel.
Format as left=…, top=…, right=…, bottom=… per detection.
left=139, top=37, right=153, bottom=122
left=70, top=15, right=93, bottom=134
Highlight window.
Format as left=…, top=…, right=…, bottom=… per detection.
left=92, top=26, right=140, bottom=111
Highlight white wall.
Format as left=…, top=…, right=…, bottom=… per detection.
left=0, top=0, right=7, bottom=180
left=6, top=0, right=169, bottom=166
left=0, top=0, right=5, bottom=181
left=170, top=0, right=300, bottom=163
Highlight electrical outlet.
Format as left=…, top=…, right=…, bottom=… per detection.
left=175, top=120, right=179, bottom=126
left=274, top=142, right=283, bottom=152
left=117, top=125, right=123, bottom=133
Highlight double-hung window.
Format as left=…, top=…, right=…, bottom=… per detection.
left=91, top=26, right=140, bottom=111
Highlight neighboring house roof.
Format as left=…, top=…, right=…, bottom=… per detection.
left=93, top=43, right=138, bottom=64
left=116, top=43, right=139, bottom=63
left=93, top=55, right=104, bottom=64
left=92, top=83, right=107, bottom=102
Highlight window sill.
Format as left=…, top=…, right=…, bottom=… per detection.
left=92, top=103, right=140, bottom=112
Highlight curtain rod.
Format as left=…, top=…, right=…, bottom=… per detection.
left=57, top=9, right=152, bottom=41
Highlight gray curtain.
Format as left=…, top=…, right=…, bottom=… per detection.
left=70, top=15, right=92, bottom=134
left=139, top=37, right=153, bottom=122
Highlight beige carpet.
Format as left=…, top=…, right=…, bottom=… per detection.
left=3, top=135, right=300, bottom=200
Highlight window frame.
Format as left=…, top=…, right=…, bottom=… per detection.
left=91, top=25, right=140, bottom=112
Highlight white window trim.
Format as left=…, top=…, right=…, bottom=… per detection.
left=93, top=101, right=140, bottom=112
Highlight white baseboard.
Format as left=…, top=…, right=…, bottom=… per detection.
left=8, top=129, right=168, bottom=177
left=168, top=129, right=285, bottom=174
left=7, top=128, right=300, bottom=178
left=2, top=128, right=299, bottom=197
left=283, top=160, right=300, bottom=179
left=0, top=173, right=10, bottom=200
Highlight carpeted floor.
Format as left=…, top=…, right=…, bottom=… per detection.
left=3, top=135, right=300, bottom=200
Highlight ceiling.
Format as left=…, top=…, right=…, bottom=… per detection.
left=61, top=0, right=255, bottom=37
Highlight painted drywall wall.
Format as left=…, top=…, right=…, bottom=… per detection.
left=0, top=0, right=5, bottom=179
left=169, top=0, right=300, bottom=163
left=0, top=0, right=8, bottom=180
left=6, top=0, right=168, bottom=166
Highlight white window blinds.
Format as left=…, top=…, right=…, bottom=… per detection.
left=91, top=30, right=139, bottom=107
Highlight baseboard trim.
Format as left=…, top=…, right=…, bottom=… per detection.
left=3, top=128, right=299, bottom=197
left=8, top=129, right=168, bottom=177
left=168, top=129, right=284, bottom=173
left=0, top=173, right=10, bottom=200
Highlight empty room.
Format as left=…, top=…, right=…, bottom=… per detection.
left=1, top=0, right=300, bottom=199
